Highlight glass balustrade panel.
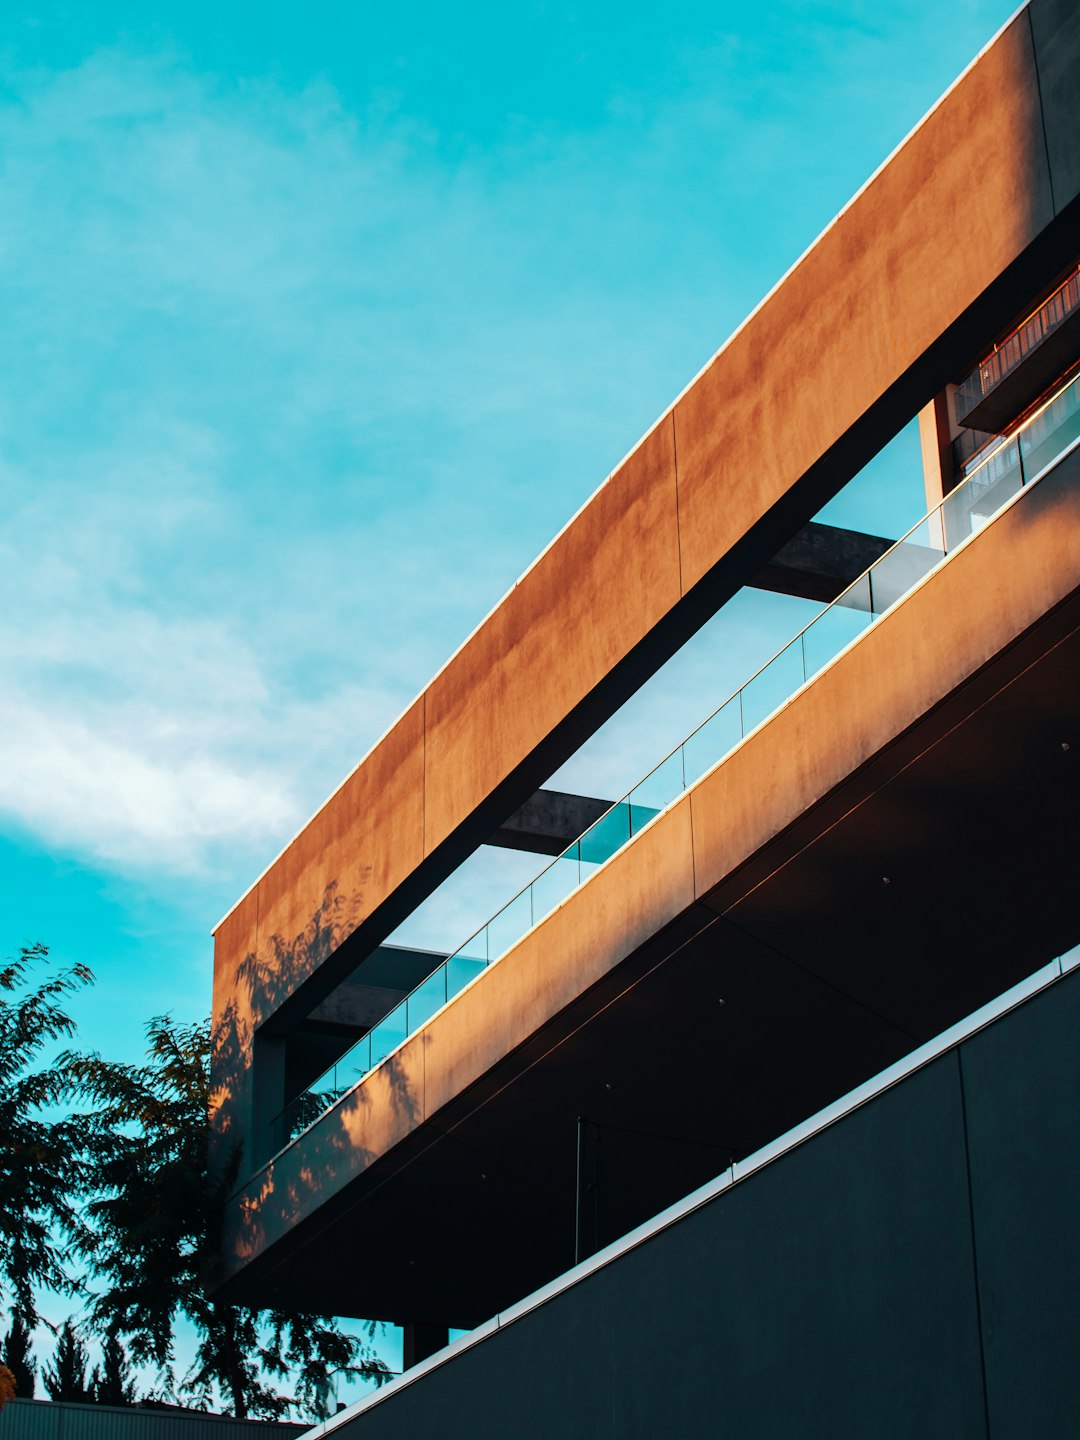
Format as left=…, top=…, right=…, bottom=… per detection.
left=801, top=600, right=871, bottom=682
left=487, top=889, right=533, bottom=962
left=307, top=1061, right=343, bottom=1103
left=579, top=803, right=632, bottom=874
left=408, top=966, right=449, bottom=1031
left=334, top=1033, right=371, bottom=1091
left=1020, top=372, right=1080, bottom=481
left=868, top=517, right=942, bottom=615
left=682, top=696, right=741, bottom=789
left=531, top=845, right=582, bottom=925
left=834, top=571, right=872, bottom=616
left=446, top=950, right=487, bottom=1002
left=369, top=1004, right=408, bottom=1070
left=627, top=750, right=684, bottom=837
left=740, top=638, right=805, bottom=735
left=944, top=440, right=1022, bottom=547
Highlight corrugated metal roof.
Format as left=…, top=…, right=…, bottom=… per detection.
left=0, top=1400, right=306, bottom=1440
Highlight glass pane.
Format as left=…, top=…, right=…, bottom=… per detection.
left=628, top=750, right=684, bottom=830
left=335, top=1032, right=371, bottom=1089
left=369, top=1003, right=407, bottom=1069
left=487, top=888, right=533, bottom=961
left=945, top=441, right=1021, bottom=546
left=741, top=639, right=805, bottom=734
left=408, top=965, right=448, bottom=1030
left=446, top=950, right=487, bottom=1001
left=278, top=1105, right=299, bottom=1147
left=307, top=1059, right=343, bottom=1103
left=530, top=846, right=581, bottom=924
left=868, top=519, right=941, bottom=615
left=580, top=803, right=631, bottom=866
left=834, top=571, right=871, bottom=615
left=627, top=801, right=658, bottom=835
left=1019, top=373, right=1080, bottom=481
left=682, top=696, right=742, bottom=787
left=801, top=602, right=871, bottom=681
left=452, top=927, right=488, bottom=969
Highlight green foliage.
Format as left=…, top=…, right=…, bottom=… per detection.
left=43, top=1321, right=93, bottom=1402
left=0, top=943, right=93, bottom=1328
left=1, top=946, right=387, bottom=1420
left=2, top=1313, right=37, bottom=1398
left=70, top=1012, right=390, bottom=1419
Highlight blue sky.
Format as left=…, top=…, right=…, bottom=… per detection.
left=1, top=0, right=1019, bottom=1063
left=0, top=0, right=1023, bottom=1393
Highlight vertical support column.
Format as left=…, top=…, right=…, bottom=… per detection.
left=402, top=1323, right=450, bottom=1370
left=919, top=390, right=958, bottom=551
left=919, top=391, right=958, bottom=505
left=575, top=1116, right=601, bottom=1265
left=252, top=1031, right=287, bottom=1165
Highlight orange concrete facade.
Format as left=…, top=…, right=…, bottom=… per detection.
left=218, top=453, right=1080, bottom=1306
left=210, top=0, right=1080, bottom=1325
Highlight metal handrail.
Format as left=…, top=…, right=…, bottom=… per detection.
left=274, top=364, right=1080, bottom=1153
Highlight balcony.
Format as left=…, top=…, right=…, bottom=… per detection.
left=272, top=366, right=1080, bottom=1158
left=955, top=265, right=1080, bottom=433
left=217, top=415, right=1080, bottom=1323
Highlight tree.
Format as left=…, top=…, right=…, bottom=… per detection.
left=70, top=1014, right=390, bottom=1419
left=0, top=944, right=92, bottom=1330
left=42, top=1320, right=93, bottom=1402
left=2, top=1314, right=36, bottom=1398
left=90, top=1333, right=138, bottom=1406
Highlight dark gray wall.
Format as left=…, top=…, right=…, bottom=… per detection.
left=330, top=968, right=1080, bottom=1440
left=961, top=968, right=1080, bottom=1438
left=1030, top=0, right=1080, bottom=215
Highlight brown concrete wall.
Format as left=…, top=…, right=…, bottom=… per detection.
left=212, top=4, right=1069, bottom=1175
left=672, top=16, right=1050, bottom=594
left=212, top=702, right=426, bottom=1168
left=424, top=418, right=681, bottom=852
left=218, top=456, right=1080, bottom=1278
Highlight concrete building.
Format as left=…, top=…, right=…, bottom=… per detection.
left=209, top=2, right=1080, bottom=1433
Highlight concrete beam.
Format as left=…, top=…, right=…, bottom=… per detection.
left=749, top=521, right=893, bottom=604
left=306, top=982, right=410, bottom=1033
left=489, top=789, right=613, bottom=855
left=304, top=945, right=447, bottom=1029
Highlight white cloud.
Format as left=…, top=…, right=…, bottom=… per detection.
left=0, top=421, right=404, bottom=873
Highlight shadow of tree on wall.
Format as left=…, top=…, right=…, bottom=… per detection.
left=213, top=882, right=429, bottom=1276
left=253, top=881, right=369, bottom=1019
left=211, top=881, right=369, bottom=1174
